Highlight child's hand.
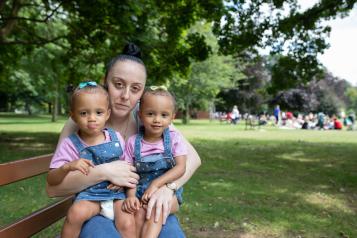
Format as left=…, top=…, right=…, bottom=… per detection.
left=141, top=183, right=159, bottom=204
left=122, top=197, right=141, bottom=214
left=107, top=184, right=123, bottom=191
left=63, top=159, right=94, bottom=175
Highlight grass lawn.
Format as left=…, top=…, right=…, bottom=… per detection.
left=1, top=115, right=356, bottom=237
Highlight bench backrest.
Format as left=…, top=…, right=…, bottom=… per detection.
left=0, top=154, right=72, bottom=237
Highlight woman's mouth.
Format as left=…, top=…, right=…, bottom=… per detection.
left=115, top=103, right=130, bottom=109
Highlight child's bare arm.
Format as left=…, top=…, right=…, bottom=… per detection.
left=122, top=187, right=140, bottom=214
left=142, top=155, right=186, bottom=202
left=47, top=159, right=94, bottom=186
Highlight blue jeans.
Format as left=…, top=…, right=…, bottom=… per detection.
left=79, top=215, right=185, bottom=238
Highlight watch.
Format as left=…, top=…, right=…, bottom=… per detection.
left=166, top=182, right=177, bottom=193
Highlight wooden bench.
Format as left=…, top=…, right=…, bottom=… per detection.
left=0, top=154, right=73, bottom=237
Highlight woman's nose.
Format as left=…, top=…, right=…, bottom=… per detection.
left=120, top=87, right=130, bottom=100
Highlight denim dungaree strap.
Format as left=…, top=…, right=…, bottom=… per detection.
left=134, top=127, right=183, bottom=204
left=69, top=128, right=126, bottom=201
left=134, top=127, right=175, bottom=168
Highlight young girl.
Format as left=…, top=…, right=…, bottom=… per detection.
left=123, top=86, right=187, bottom=238
left=47, top=82, right=136, bottom=238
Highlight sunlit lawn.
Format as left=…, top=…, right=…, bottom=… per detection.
left=0, top=114, right=356, bottom=237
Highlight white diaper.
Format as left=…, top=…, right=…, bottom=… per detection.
left=100, top=200, right=114, bottom=220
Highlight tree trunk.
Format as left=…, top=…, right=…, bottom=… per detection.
left=25, top=101, right=32, bottom=115
left=51, top=81, right=59, bottom=122
left=182, top=102, right=190, bottom=124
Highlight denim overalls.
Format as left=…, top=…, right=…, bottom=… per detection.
left=134, top=128, right=183, bottom=204
left=69, top=128, right=126, bottom=201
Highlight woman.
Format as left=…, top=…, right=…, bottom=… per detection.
left=46, top=43, right=201, bottom=237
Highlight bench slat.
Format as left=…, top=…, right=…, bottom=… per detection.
left=0, top=154, right=53, bottom=186
left=0, top=196, right=73, bottom=238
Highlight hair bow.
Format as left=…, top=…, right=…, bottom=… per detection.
left=78, top=81, right=97, bottom=89
left=149, top=85, right=167, bottom=91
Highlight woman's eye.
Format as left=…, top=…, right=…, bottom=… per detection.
left=131, top=86, right=141, bottom=93
left=115, top=82, right=125, bottom=89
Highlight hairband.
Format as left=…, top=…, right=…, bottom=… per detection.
left=78, top=81, right=97, bottom=89
left=148, top=85, right=167, bottom=91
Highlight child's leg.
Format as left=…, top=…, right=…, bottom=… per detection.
left=134, top=207, right=146, bottom=238
left=61, top=200, right=100, bottom=238
left=140, top=196, right=179, bottom=238
left=114, top=200, right=136, bottom=238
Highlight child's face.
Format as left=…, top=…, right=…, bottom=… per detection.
left=71, top=92, right=110, bottom=137
left=139, top=93, right=175, bottom=138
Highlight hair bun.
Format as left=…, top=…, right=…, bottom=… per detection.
left=122, top=43, right=142, bottom=59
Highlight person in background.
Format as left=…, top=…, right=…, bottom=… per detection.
left=231, top=105, right=240, bottom=125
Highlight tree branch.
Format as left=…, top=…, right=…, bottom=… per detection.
left=0, top=35, right=67, bottom=47
left=1, top=2, right=64, bottom=23
left=0, top=0, right=22, bottom=38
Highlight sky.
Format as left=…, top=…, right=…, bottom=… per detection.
left=300, top=1, right=357, bottom=86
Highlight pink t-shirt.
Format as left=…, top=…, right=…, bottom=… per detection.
left=125, top=128, right=187, bottom=162
left=50, top=130, right=127, bottom=169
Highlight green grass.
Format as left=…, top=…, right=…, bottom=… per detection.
left=1, top=115, right=356, bottom=237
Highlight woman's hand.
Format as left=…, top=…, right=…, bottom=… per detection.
left=141, top=182, right=159, bottom=204
left=145, top=185, right=174, bottom=224
left=102, top=160, right=139, bottom=188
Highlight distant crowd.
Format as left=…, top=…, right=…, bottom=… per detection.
left=214, top=105, right=356, bottom=131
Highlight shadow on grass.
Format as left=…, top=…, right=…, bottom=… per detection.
left=0, top=131, right=59, bottom=163
left=182, top=139, right=357, bottom=237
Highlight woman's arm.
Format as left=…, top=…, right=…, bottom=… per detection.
left=146, top=137, right=201, bottom=223
left=46, top=160, right=139, bottom=197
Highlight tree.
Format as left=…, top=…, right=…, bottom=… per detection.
left=213, top=0, right=357, bottom=90
left=171, top=54, right=238, bottom=123
left=216, top=57, right=270, bottom=114
left=169, top=22, right=240, bottom=123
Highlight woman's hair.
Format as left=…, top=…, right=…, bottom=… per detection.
left=104, top=43, right=147, bottom=84
left=140, top=87, right=177, bottom=112
left=70, top=81, right=109, bottom=111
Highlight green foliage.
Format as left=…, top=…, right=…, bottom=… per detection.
left=346, top=87, right=357, bottom=112
left=269, top=55, right=324, bottom=93
left=214, top=0, right=357, bottom=89
left=169, top=22, right=240, bottom=123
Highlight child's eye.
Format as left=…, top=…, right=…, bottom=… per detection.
left=147, top=112, right=154, bottom=116
left=80, top=111, right=87, bottom=116
left=162, top=113, right=168, bottom=118
left=96, top=111, right=104, bottom=116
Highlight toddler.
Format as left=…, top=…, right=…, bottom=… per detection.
left=123, top=86, right=187, bottom=238
left=47, top=81, right=135, bottom=238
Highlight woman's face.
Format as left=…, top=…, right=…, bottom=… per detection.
left=106, top=60, right=146, bottom=118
